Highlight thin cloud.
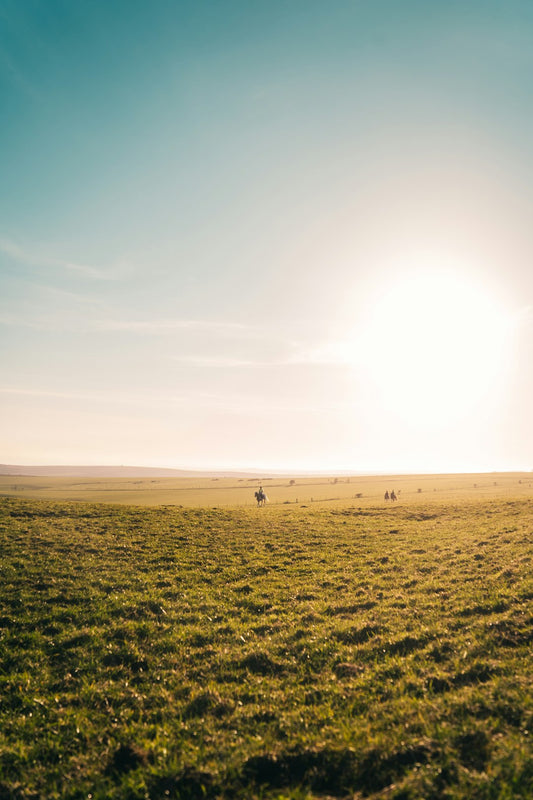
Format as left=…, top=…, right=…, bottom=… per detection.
left=0, top=235, right=121, bottom=280
left=0, top=386, right=299, bottom=414
left=0, top=387, right=192, bottom=409
left=0, top=284, right=106, bottom=331
left=0, top=313, right=57, bottom=331
left=285, top=340, right=359, bottom=367
left=170, top=355, right=291, bottom=368
left=169, top=344, right=356, bottom=369
left=95, top=319, right=250, bottom=334
left=0, top=386, right=361, bottom=420
left=0, top=309, right=250, bottom=335
left=0, top=388, right=90, bottom=400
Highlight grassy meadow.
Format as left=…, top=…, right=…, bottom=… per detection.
left=0, top=471, right=531, bottom=507
left=0, top=479, right=532, bottom=798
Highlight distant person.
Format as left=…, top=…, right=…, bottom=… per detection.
left=255, top=487, right=267, bottom=506
left=390, top=489, right=397, bottom=501
left=384, top=490, right=390, bottom=501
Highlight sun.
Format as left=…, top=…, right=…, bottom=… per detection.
left=354, top=263, right=510, bottom=429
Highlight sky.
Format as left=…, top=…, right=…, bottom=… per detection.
left=1, top=0, right=532, bottom=473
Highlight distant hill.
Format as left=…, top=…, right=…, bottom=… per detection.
left=0, top=464, right=275, bottom=478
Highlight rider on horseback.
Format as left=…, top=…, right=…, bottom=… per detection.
left=255, top=486, right=267, bottom=506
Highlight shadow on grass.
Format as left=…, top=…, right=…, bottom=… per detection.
left=241, top=742, right=433, bottom=796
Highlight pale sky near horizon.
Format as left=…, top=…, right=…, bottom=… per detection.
left=1, top=0, right=532, bottom=473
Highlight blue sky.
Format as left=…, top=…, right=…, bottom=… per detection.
left=1, top=0, right=532, bottom=471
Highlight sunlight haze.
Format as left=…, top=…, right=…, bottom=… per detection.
left=1, top=0, right=532, bottom=473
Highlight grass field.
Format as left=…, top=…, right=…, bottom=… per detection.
left=0, top=483, right=532, bottom=798
left=0, top=471, right=531, bottom=507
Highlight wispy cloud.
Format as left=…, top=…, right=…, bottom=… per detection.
left=169, top=343, right=357, bottom=370
left=0, top=313, right=56, bottom=331
left=0, top=388, right=89, bottom=400
left=0, top=386, right=340, bottom=415
left=94, top=319, right=249, bottom=333
left=0, top=235, right=121, bottom=280
left=285, top=340, right=360, bottom=367
left=170, top=355, right=291, bottom=368
left=0, top=282, right=107, bottom=330
left=0, top=386, right=192, bottom=409
left=0, top=306, right=255, bottom=335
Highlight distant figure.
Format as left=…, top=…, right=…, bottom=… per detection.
left=390, top=489, right=397, bottom=502
left=255, top=487, right=267, bottom=506
left=384, top=490, right=390, bottom=501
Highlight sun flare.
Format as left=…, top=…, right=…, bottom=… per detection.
left=356, top=265, right=510, bottom=428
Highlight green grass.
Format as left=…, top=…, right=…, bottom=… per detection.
left=0, top=494, right=532, bottom=798
left=1, top=471, right=531, bottom=506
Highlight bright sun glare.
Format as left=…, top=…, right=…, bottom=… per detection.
left=356, top=264, right=510, bottom=429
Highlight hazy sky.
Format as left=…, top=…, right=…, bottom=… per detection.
left=1, top=0, right=532, bottom=472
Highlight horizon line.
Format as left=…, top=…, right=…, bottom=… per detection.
left=1, top=462, right=531, bottom=477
